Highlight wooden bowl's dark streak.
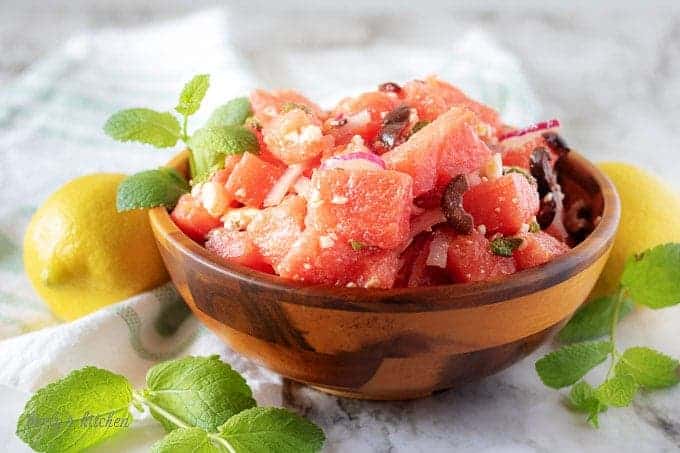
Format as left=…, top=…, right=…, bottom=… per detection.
left=149, top=150, right=620, bottom=400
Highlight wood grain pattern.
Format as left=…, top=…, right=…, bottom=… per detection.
left=149, top=149, right=620, bottom=400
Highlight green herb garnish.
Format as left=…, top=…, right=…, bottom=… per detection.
left=490, top=236, right=523, bottom=257
left=536, top=243, right=680, bottom=427
left=349, top=239, right=365, bottom=251
left=411, top=120, right=430, bottom=135
left=116, top=168, right=190, bottom=212
left=104, top=74, right=259, bottom=212
left=280, top=102, right=311, bottom=114
left=16, top=355, right=325, bottom=453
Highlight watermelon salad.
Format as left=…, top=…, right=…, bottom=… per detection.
left=171, top=76, right=592, bottom=288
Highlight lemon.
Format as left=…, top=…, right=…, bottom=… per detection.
left=24, top=174, right=169, bottom=320
left=591, top=162, right=680, bottom=298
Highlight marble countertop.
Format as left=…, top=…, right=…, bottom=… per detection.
left=1, top=1, right=679, bottom=452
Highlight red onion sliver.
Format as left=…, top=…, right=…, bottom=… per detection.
left=320, top=152, right=386, bottom=171
left=498, top=119, right=560, bottom=142
left=426, top=232, right=450, bottom=268
left=263, top=164, right=304, bottom=207
left=399, top=208, right=447, bottom=253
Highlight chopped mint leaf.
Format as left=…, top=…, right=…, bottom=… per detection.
left=116, top=168, right=190, bottom=212
left=189, top=125, right=259, bottom=181
left=596, top=372, right=638, bottom=407
left=529, top=220, right=541, bottom=233
left=411, top=120, right=430, bottom=134
left=349, top=240, right=365, bottom=251
left=104, top=108, right=181, bottom=148
left=218, top=407, right=325, bottom=453
left=490, top=236, right=523, bottom=257
left=280, top=102, right=311, bottom=114
left=151, top=428, right=221, bottom=453
left=615, top=347, right=680, bottom=389
left=558, top=295, right=634, bottom=343
left=621, top=243, right=680, bottom=308
left=503, top=166, right=536, bottom=184
left=143, top=355, right=255, bottom=432
left=175, top=74, right=210, bottom=117
left=535, top=341, right=612, bottom=389
left=16, top=367, right=133, bottom=453
left=206, top=97, right=253, bottom=128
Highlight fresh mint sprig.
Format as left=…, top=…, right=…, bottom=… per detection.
left=16, top=355, right=325, bottom=453
left=104, top=74, right=259, bottom=212
left=536, top=243, right=680, bottom=428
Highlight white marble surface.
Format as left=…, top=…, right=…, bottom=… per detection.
left=1, top=1, right=680, bottom=452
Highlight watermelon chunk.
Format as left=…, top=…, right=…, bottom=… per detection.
left=403, top=76, right=502, bottom=130
left=247, top=195, right=307, bottom=267
left=250, top=89, right=325, bottom=126
left=355, top=249, right=402, bottom=289
left=446, top=230, right=516, bottom=283
left=262, top=109, right=334, bottom=165
left=463, top=173, right=540, bottom=235
left=276, top=229, right=360, bottom=285
left=324, top=91, right=398, bottom=146
left=382, top=106, right=490, bottom=196
left=305, top=168, right=413, bottom=249
left=500, top=132, right=560, bottom=170
left=225, top=153, right=286, bottom=208
left=205, top=229, right=272, bottom=273
left=171, top=194, right=222, bottom=242
left=514, top=231, right=570, bottom=270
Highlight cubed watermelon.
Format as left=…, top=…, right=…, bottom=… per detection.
left=500, top=133, right=560, bottom=170
left=225, top=153, right=286, bottom=208
left=514, top=231, right=570, bottom=270
left=276, top=229, right=360, bottom=285
left=382, top=106, right=490, bottom=196
left=305, top=168, right=413, bottom=249
left=463, top=173, right=539, bottom=235
left=262, top=109, right=334, bottom=165
left=171, top=194, right=222, bottom=242
left=247, top=195, right=307, bottom=267
left=324, top=91, right=398, bottom=146
left=205, top=229, right=272, bottom=273
left=446, top=230, right=516, bottom=283
left=403, top=76, right=502, bottom=130
left=250, top=89, right=325, bottom=126
left=355, top=249, right=402, bottom=289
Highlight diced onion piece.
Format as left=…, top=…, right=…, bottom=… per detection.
left=400, top=208, right=447, bottom=252
left=292, top=175, right=312, bottom=199
left=498, top=119, right=560, bottom=142
left=263, top=164, right=304, bottom=207
left=320, top=152, right=386, bottom=171
left=426, top=232, right=450, bottom=268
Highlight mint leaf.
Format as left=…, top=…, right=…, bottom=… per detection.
left=349, top=240, right=365, bottom=251
left=16, top=367, right=133, bottom=453
left=151, top=428, right=221, bottom=453
left=206, top=97, right=253, bottom=128
left=596, top=372, right=638, bottom=407
left=176, top=74, right=210, bottom=117
left=116, top=168, right=190, bottom=212
left=558, top=295, right=634, bottom=343
left=104, top=108, right=181, bottom=148
left=218, top=407, right=325, bottom=453
left=616, top=347, right=680, bottom=389
left=143, top=355, right=256, bottom=432
left=621, top=243, right=680, bottom=308
left=567, top=381, right=606, bottom=428
left=535, top=341, right=612, bottom=389
left=411, top=120, right=430, bottom=135
left=189, top=125, right=259, bottom=181
left=490, top=237, right=523, bottom=257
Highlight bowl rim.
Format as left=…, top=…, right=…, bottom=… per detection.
left=150, top=149, right=620, bottom=312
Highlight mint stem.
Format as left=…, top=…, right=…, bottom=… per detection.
left=181, top=115, right=189, bottom=143
left=605, top=287, right=626, bottom=379
left=132, top=390, right=236, bottom=453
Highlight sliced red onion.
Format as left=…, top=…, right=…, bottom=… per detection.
left=320, top=152, right=386, bottom=171
left=399, top=208, right=447, bottom=253
left=498, top=119, right=560, bottom=142
left=426, top=232, right=450, bottom=268
left=263, top=164, right=304, bottom=207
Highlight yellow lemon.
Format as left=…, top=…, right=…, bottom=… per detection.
left=591, top=162, right=680, bottom=298
left=24, top=174, right=168, bottom=320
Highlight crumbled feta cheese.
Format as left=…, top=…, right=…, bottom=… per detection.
left=519, top=223, right=530, bottom=234
left=363, top=276, right=381, bottom=288
left=494, top=207, right=501, bottom=213
left=319, top=235, right=335, bottom=249
left=331, top=195, right=349, bottom=205
left=235, top=188, right=246, bottom=198
left=346, top=282, right=357, bottom=288
left=544, top=192, right=554, bottom=202
left=408, top=108, right=419, bottom=125
left=482, top=153, right=503, bottom=181
left=221, top=208, right=259, bottom=231
left=351, top=135, right=365, bottom=146
left=299, top=125, right=322, bottom=143
left=512, top=197, right=519, bottom=205
left=191, top=182, right=204, bottom=198
left=303, top=263, right=312, bottom=270
left=201, top=182, right=229, bottom=217
left=477, top=224, right=487, bottom=235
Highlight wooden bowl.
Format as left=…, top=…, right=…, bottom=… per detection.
left=149, top=150, right=620, bottom=400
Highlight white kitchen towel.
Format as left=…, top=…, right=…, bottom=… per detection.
left=2, top=7, right=679, bottom=453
